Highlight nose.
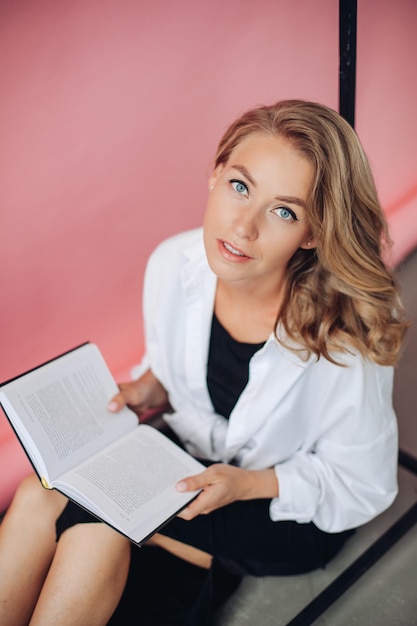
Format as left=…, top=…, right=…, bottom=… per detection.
left=232, top=207, right=259, bottom=240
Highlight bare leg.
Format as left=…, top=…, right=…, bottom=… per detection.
left=30, top=523, right=131, bottom=626
left=0, top=473, right=68, bottom=626
left=149, top=533, right=212, bottom=569
left=0, top=475, right=208, bottom=625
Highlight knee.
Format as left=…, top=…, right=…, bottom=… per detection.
left=14, top=474, right=47, bottom=507
left=13, top=473, right=66, bottom=517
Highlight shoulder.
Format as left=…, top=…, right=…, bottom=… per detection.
left=274, top=337, right=395, bottom=402
left=309, top=348, right=394, bottom=384
left=143, top=227, right=207, bottom=291
left=147, top=228, right=204, bottom=266
left=306, top=351, right=395, bottom=418
left=292, top=350, right=396, bottom=442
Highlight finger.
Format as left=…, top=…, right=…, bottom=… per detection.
left=179, top=485, right=223, bottom=519
left=177, top=506, right=195, bottom=521
left=110, top=382, right=147, bottom=412
left=176, top=470, right=210, bottom=494
left=177, top=496, right=210, bottom=520
left=107, top=391, right=127, bottom=412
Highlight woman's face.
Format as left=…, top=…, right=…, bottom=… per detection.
left=203, top=133, right=315, bottom=294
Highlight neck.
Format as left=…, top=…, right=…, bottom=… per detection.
left=217, top=275, right=286, bottom=309
left=214, top=279, right=286, bottom=343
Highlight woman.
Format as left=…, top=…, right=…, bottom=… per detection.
left=0, top=100, right=408, bottom=625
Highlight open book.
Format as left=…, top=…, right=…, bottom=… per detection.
left=0, top=343, right=205, bottom=545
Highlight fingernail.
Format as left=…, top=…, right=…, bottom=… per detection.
left=176, top=481, right=187, bottom=492
left=107, top=401, right=118, bottom=412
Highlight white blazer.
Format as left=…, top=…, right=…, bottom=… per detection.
left=139, top=228, right=398, bottom=533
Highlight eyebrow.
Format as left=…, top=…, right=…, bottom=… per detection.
left=230, top=164, right=308, bottom=210
left=231, top=164, right=257, bottom=187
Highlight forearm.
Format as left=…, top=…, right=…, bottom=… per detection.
left=241, top=467, right=279, bottom=500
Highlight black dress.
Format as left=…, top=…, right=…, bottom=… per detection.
left=57, top=314, right=354, bottom=625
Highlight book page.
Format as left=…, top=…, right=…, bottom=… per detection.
left=0, top=344, right=137, bottom=482
left=55, top=424, right=205, bottom=544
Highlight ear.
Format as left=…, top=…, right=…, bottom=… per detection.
left=300, top=235, right=316, bottom=250
left=208, top=164, right=224, bottom=191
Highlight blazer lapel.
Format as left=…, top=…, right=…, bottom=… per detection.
left=224, top=338, right=312, bottom=458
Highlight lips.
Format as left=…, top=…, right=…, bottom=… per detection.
left=218, top=239, right=252, bottom=261
left=223, top=242, right=245, bottom=257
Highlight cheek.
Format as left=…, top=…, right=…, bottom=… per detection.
left=263, top=231, right=304, bottom=261
left=203, top=203, right=218, bottom=246
left=203, top=198, right=221, bottom=229
left=202, top=205, right=212, bottom=233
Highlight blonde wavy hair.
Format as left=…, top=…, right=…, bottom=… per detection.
left=214, top=100, right=408, bottom=365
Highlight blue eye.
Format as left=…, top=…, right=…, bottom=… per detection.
left=230, top=179, right=248, bottom=195
left=274, top=207, right=298, bottom=222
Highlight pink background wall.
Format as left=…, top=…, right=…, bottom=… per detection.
left=1, top=0, right=416, bottom=511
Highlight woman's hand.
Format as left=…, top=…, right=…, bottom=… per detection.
left=107, top=369, right=169, bottom=417
left=176, top=464, right=279, bottom=520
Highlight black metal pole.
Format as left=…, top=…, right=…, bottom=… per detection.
left=339, top=0, right=357, bottom=128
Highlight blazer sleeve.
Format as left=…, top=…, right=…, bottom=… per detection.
left=269, top=358, right=398, bottom=532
